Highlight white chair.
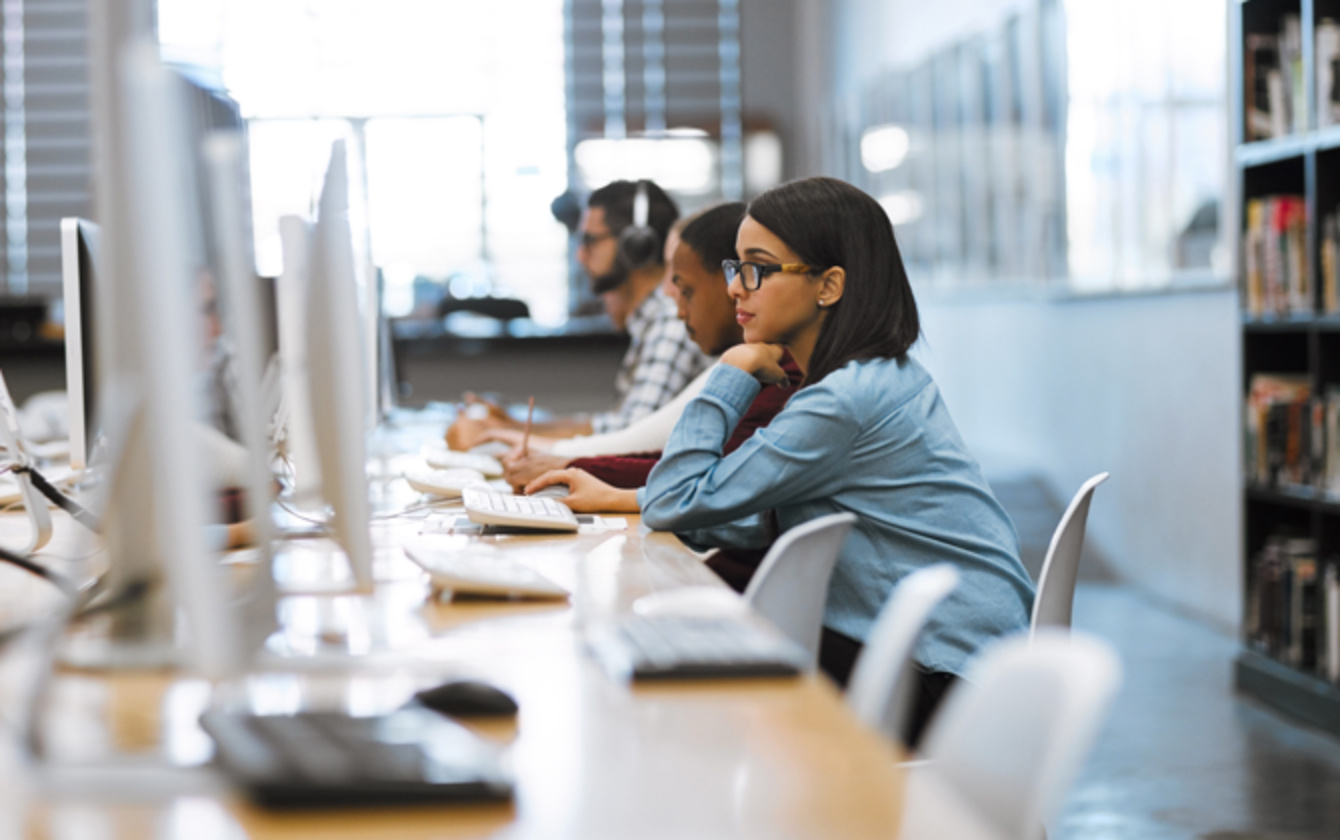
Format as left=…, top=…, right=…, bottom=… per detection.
left=743, top=512, right=857, bottom=668
left=1031, top=472, right=1109, bottom=637
left=845, top=563, right=959, bottom=745
left=911, top=630, right=1122, bottom=840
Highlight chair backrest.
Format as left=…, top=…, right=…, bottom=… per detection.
left=845, top=563, right=959, bottom=743
left=743, top=512, right=857, bottom=667
left=1030, top=472, right=1109, bottom=637
left=916, top=630, right=1121, bottom=840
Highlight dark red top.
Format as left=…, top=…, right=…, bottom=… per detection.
left=570, top=353, right=804, bottom=489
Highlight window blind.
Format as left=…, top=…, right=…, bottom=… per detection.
left=565, top=0, right=741, bottom=195
left=4, top=0, right=93, bottom=297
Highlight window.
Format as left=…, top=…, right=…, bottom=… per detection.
left=844, top=0, right=1228, bottom=293
left=1064, top=0, right=1228, bottom=290
left=159, top=0, right=571, bottom=324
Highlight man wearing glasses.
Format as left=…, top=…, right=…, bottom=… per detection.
left=448, top=180, right=709, bottom=447
left=579, top=180, right=708, bottom=433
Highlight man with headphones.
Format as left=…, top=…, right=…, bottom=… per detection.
left=578, top=179, right=709, bottom=433
left=446, top=179, right=709, bottom=447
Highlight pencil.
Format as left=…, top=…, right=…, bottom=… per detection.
left=522, top=396, right=535, bottom=456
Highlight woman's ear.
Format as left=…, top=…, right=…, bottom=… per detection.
left=817, top=266, right=846, bottom=308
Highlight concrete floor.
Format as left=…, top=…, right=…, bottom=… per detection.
left=991, top=480, right=1340, bottom=840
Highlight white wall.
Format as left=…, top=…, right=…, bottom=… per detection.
left=914, top=289, right=1242, bottom=630
left=789, top=0, right=1244, bottom=629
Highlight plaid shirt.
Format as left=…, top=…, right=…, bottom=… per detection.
left=591, top=289, right=710, bottom=434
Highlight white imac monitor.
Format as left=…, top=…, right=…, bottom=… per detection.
left=66, top=41, right=240, bottom=675
left=275, top=215, right=323, bottom=507
left=60, top=218, right=99, bottom=472
left=305, top=139, right=375, bottom=592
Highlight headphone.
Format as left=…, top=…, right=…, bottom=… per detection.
left=616, top=180, right=662, bottom=271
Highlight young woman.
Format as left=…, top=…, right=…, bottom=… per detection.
left=519, top=202, right=802, bottom=512
left=636, top=177, right=1035, bottom=746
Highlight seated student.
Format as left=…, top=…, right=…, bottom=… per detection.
left=635, top=177, right=1035, bottom=747
left=448, top=180, right=709, bottom=448
left=509, top=203, right=801, bottom=509
left=472, top=213, right=710, bottom=459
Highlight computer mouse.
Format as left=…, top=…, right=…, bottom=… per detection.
left=414, top=679, right=518, bottom=717
left=529, top=483, right=571, bottom=499
left=632, top=586, right=749, bottom=618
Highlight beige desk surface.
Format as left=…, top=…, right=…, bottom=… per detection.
left=0, top=488, right=999, bottom=840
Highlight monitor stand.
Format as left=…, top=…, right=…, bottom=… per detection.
left=251, top=536, right=395, bottom=670
left=0, top=370, right=53, bottom=556
left=18, top=597, right=226, bottom=800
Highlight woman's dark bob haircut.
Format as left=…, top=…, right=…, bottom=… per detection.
left=745, top=176, right=920, bottom=385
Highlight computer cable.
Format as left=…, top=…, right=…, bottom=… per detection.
left=9, top=464, right=99, bottom=532
left=0, top=545, right=76, bottom=596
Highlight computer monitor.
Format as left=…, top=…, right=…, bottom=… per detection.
left=60, top=218, right=99, bottom=472
left=275, top=214, right=323, bottom=506
left=63, top=40, right=240, bottom=675
left=305, top=139, right=375, bottom=592
left=0, top=368, right=52, bottom=555
left=202, top=131, right=282, bottom=646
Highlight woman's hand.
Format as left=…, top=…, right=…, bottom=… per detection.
left=525, top=468, right=641, bottom=514
left=721, top=343, right=790, bottom=386
left=503, top=451, right=573, bottom=491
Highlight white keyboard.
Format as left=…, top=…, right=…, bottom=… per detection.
left=403, top=468, right=487, bottom=498
left=421, top=444, right=504, bottom=478
left=468, top=440, right=513, bottom=458
left=461, top=487, right=579, bottom=532
left=403, top=542, right=569, bottom=599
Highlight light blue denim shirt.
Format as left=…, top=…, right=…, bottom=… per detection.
left=638, top=356, right=1034, bottom=677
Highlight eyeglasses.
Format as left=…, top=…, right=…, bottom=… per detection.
left=721, top=259, right=825, bottom=291
left=580, top=230, right=616, bottom=249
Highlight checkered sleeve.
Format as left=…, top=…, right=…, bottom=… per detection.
left=590, top=298, right=709, bottom=434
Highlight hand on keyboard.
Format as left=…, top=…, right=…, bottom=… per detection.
left=524, top=468, right=640, bottom=515
left=501, top=450, right=573, bottom=490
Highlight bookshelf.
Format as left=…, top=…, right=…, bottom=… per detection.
left=1235, top=0, right=1340, bottom=737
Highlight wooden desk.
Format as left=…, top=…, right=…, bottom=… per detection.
left=0, top=501, right=997, bottom=839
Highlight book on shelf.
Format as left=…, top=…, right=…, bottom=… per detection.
left=1246, top=377, right=1340, bottom=497
left=1245, top=373, right=1315, bottom=488
left=1284, top=14, right=1305, bottom=134
left=1247, top=536, right=1333, bottom=677
left=1244, top=16, right=1305, bottom=140
left=1327, top=564, right=1340, bottom=682
left=1320, top=18, right=1340, bottom=129
left=1243, top=195, right=1308, bottom=317
left=1325, top=386, right=1340, bottom=496
left=1246, top=32, right=1280, bottom=140
left=1324, top=213, right=1340, bottom=315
